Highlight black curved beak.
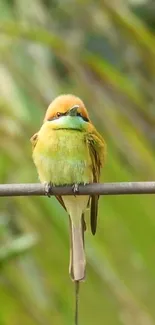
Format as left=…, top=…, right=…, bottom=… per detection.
left=68, top=105, right=79, bottom=116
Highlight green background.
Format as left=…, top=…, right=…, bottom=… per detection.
left=1, top=1, right=155, bottom=324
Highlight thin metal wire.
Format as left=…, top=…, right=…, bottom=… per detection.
left=0, top=182, right=155, bottom=197
left=75, top=281, right=80, bottom=325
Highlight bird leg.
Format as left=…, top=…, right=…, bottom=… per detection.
left=45, top=182, right=53, bottom=198
left=72, top=183, right=79, bottom=197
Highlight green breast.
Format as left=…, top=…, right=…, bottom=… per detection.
left=34, top=129, right=93, bottom=185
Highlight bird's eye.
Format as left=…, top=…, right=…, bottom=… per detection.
left=56, top=112, right=62, bottom=118
left=47, top=112, right=62, bottom=121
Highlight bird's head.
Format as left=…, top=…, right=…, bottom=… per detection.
left=43, top=94, right=90, bottom=130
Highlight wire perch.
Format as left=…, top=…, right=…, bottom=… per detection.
left=0, top=181, right=155, bottom=197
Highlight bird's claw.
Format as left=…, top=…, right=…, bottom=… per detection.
left=45, top=182, right=52, bottom=198
left=72, top=184, right=79, bottom=196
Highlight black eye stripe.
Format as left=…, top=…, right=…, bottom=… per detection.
left=47, top=111, right=89, bottom=122
left=47, top=112, right=66, bottom=121
left=77, top=113, right=89, bottom=122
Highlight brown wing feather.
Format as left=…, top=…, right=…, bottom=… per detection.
left=30, top=133, right=38, bottom=149
left=87, top=129, right=105, bottom=235
left=56, top=196, right=66, bottom=210
left=88, top=136, right=100, bottom=235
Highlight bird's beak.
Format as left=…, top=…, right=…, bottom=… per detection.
left=68, top=105, right=79, bottom=116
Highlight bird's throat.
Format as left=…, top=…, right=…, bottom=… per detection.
left=48, top=115, right=86, bottom=131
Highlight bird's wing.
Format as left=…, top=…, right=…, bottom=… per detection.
left=56, top=196, right=66, bottom=210
left=30, top=133, right=39, bottom=149
left=86, top=127, right=105, bottom=235
left=30, top=132, right=66, bottom=210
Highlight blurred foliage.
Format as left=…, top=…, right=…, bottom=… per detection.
left=0, top=0, right=155, bottom=324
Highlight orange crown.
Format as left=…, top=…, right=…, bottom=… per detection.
left=44, top=94, right=90, bottom=122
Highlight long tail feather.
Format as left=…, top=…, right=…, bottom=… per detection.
left=69, top=216, right=86, bottom=281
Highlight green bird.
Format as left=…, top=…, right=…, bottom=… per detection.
left=31, top=94, right=106, bottom=281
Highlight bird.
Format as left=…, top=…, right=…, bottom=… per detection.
left=31, top=94, right=106, bottom=282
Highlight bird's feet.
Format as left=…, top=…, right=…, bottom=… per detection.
left=72, top=183, right=79, bottom=197
left=45, top=182, right=53, bottom=198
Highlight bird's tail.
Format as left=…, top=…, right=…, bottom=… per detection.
left=69, top=214, right=86, bottom=281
